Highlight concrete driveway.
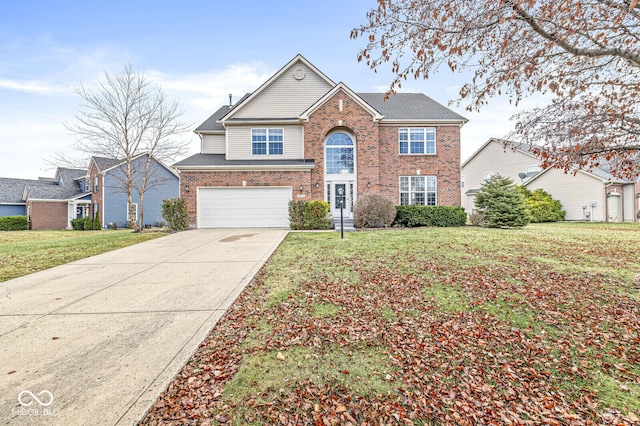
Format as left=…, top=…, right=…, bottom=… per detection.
left=0, top=229, right=288, bottom=425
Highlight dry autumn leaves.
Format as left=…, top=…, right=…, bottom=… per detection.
left=142, top=224, right=640, bottom=425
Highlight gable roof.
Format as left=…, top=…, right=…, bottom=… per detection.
left=91, top=156, right=122, bottom=172
left=464, top=138, right=635, bottom=184
left=219, top=54, right=335, bottom=123
left=358, top=93, right=468, bottom=122
left=0, top=177, right=42, bottom=204
left=461, top=138, right=539, bottom=169
left=26, top=167, right=89, bottom=200
left=299, top=82, right=384, bottom=122
left=97, top=152, right=180, bottom=178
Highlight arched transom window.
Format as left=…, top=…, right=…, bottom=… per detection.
left=325, top=133, right=354, bottom=174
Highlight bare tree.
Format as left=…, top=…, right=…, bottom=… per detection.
left=352, top=0, right=640, bottom=179
left=64, top=64, right=190, bottom=230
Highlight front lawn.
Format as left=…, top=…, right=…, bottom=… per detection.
left=0, top=230, right=165, bottom=282
left=143, top=223, right=640, bottom=425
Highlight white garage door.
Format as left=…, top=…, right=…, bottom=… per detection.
left=198, top=187, right=291, bottom=228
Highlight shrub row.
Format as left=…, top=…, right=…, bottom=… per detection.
left=289, top=200, right=331, bottom=230
left=0, top=215, right=28, bottom=231
left=393, top=206, right=467, bottom=227
left=71, top=217, right=102, bottom=230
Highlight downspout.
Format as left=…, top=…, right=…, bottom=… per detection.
left=101, top=172, right=105, bottom=228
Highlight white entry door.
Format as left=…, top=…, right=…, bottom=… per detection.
left=328, top=181, right=353, bottom=219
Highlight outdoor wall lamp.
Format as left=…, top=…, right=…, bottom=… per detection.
left=637, top=192, right=640, bottom=198
left=185, top=183, right=190, bottom=192
left=315, top=182, right=320, bottom=188
left=299, top=185, right=304, bottom=192
left=367, top=181, right=371, bottom=188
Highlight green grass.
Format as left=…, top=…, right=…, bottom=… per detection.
left=0, top=229, right=165, bottom=282
left=145, top=222, right=640, bottom=424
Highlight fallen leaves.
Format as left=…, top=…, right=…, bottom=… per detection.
left=141, top=227, right=640, bottom=425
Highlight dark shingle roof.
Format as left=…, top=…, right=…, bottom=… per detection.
left=174, top=154, right=314, bottom=168
left=195, top=92, right=466, bottom=133
left=25, top=168, right=87, bottom=200
left=92, top=156, right=122, bottom=172
left=195, top=93, right=253, bottom=132
left=357, top=93, right=467, bottom=121
left=0, top=178, right=41, bottom=203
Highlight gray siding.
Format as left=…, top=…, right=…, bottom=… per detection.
left=234, top=62, right=332, bottom=119
left=202, top=134, right=225, bottom=154
left=226, top=125, right=304, bottom=160
left=103, top=156, right=179, bottom=227
left=623, top=184, right=635, bottom=222
left=0, top=204, right=26, bottom=216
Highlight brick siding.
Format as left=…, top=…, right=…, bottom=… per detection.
left=28, top=201, right=68, bottom=230
left=180, top=170, right=312, bottom=228
left=181, top=89, right=462, bottom=227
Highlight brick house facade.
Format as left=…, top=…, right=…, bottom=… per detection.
left=175, top=55, right=467, bottom=228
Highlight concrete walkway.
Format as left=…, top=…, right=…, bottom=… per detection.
left=0, top=229, right=288, bottom=425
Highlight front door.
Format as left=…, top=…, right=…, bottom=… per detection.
left=328, top=181, right=353, bottom=219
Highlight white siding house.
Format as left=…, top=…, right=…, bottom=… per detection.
left=462, top=138, right=640, bottom=222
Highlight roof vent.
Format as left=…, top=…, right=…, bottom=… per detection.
left=228, top=93, right=233, bottom=108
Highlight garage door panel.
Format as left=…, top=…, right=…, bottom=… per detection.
left=198, top=187, right=291, bottom=228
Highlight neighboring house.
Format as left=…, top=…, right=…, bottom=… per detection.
left=0, top=177, right=37, bottom=216
left=175, top=54, right=468, bottom=228
left=88, top=153, right=180, bottom=228
left=24, top=168, right=92, bottom=230
left=461, top=138, right=640, bottom=222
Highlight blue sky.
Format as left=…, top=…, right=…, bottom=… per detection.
left=0, top=0, right=533, bottom=179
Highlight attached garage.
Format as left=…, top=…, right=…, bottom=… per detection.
left=197, top=187, right=292, bottom=228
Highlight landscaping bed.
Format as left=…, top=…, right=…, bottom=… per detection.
left=142, top=223, right=640, bottom=425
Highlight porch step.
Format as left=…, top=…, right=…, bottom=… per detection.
left=332, top=218, right=356, bottom=232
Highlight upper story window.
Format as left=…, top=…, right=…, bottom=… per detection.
left=325, top=132, right=354, bottom=174
left=94, top=177, right=99, bottom=192
left=399, top=128, right=436, bottom=155
left=252, top=128, right=283, bottom=155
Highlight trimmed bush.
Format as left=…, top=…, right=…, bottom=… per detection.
left=304, top=200, right=331, bottom=230
left=0, top=215, right=28, bottom=231
left=393, top=206, right=468, bottom=227
left=161, top=198, right=188, bottom=231
left=92, top=218, right=101, bottom=230
left=353, top=194, right=396, bottom=228
left=289, top=200, right=331, bottom=230
left=517, top=186, right=566, bottom=223
left=83, top=217, right=93, bottom=230
left=71, top=218, right=85, bottom=230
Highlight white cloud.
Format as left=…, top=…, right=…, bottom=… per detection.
left=0, top=78, right=67, bottom=95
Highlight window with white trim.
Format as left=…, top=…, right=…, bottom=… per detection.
left=399, top=128, right=436, bottom=154
left=525, top=165, right=541, bottom=174
left=400, top=176, right=437, bottom=206
left=252, top=128, right=283, bottom=155
left=94, top=176, right=99, bottom=192
left=484, top=171, right=494, bottom=181
left=126, top=203, right=138, bottom=221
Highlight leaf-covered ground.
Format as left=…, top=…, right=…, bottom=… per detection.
left=141, top=223, right=640, bottom=425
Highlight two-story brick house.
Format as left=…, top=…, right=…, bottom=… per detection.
left=175, top=55, right=467, bottom=228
